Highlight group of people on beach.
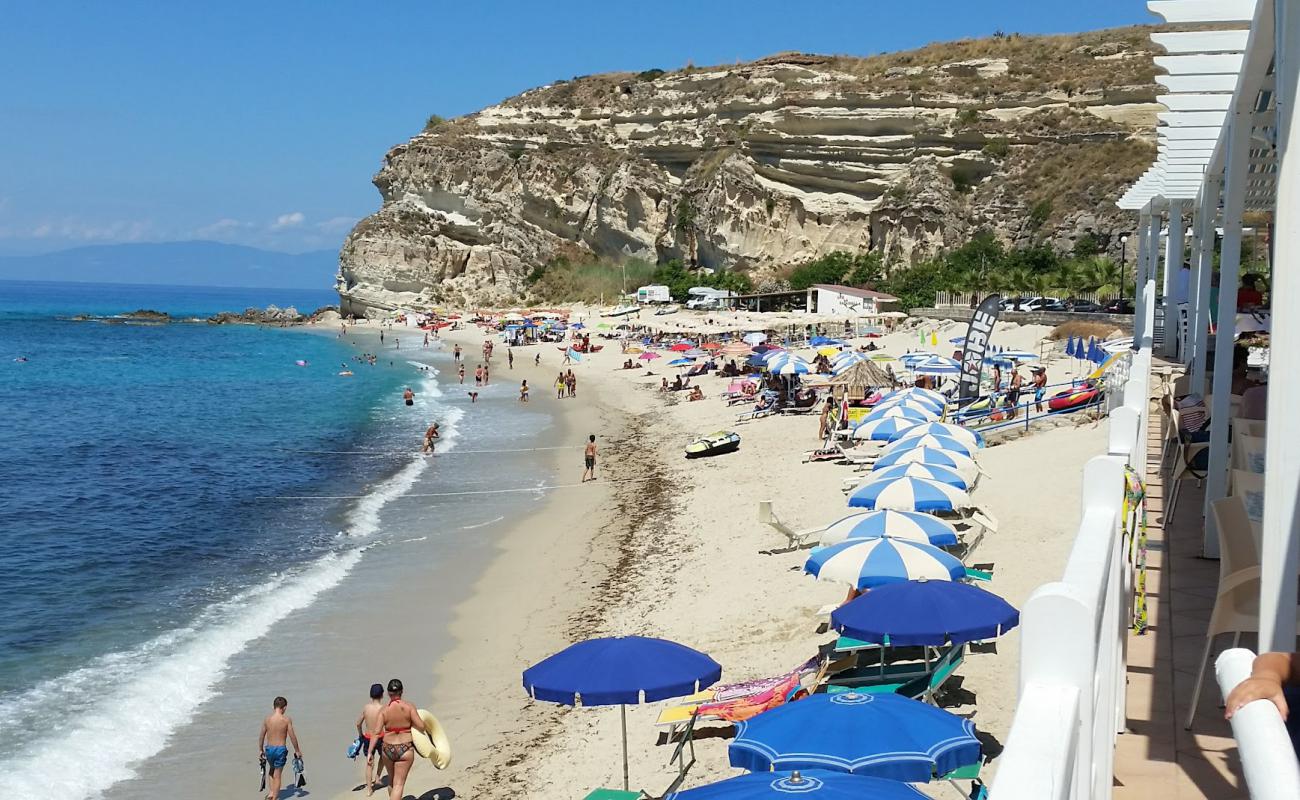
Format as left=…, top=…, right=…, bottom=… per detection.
left=257, top=679, right=428, bottom=800
left=555, top=369, right=578, bottom=398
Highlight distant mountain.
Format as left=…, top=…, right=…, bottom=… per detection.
left=0, top=241, right=338, bottom=290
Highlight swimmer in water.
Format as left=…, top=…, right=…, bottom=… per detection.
left=422, top=422, right=440, bottom=454
left=403, top=387, right=414, bottom=406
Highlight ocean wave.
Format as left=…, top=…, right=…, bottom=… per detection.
left=0, top=548, right=363, bottom=800
left=343, top=362, right=464, bottom=538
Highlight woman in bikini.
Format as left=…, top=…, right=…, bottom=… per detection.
left=371, top=678, right=428, bottom=800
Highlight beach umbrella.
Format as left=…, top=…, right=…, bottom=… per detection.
left=700, top=342, right=722, bottom=351
left=850, top=417, right=923, bottom=442
left=719, top=342, right=751, bottom=357
left=810, top=336, right=842, bottom=346
left=729, top=692, right=981, bottom=782
left=684, top=348, right=707, bottom=358
left=871, top=397, right=944, bottom=418
left=999, top=349, right=1039, bottom=361
left=831, top=353, right=867, bottom=374
left=745, top=354, right=768, bottom=369
left=847, top=476, right=971, bottom=513
left=887, top=422, right=983, bottom=449
left=638, top=351, right=660, bottom=361
left=523, top=636, right=721, bottom=790
left=828, top=359, right=893, bottom=390
left=596, top=323, right=611, bottom=329
left=881, top=387, right=946, bottom=406
left=881, top=434, right=977, bottom=459
left=1065, top=336, right=1077, bottom=358
left=864, top=462, right=970, bottom=491
left=862, top=405, right=936, bottom=424
left=912, top=356, right=961, bottom=376
left=669, top=343, right=693, bottom=352
left=751, top=343, right=780, bottom=354
left=818, top=510, right=959, bottom=547
left=805, top=535, right=965, bottom=589
left=898, top=352, right=936, bottom=367
left=949, top=336, right=967, bottom=345
left=772, top=359, right=812, bottom=376
left=817, top=346, right=842, bottom=357
left=743, top=332, right=767, bottom=345
left=830, top=579, right=1020, bottom=646
left=667, top=357, right=695, bottom=367
left=665, top=770, right=928, bottom=800
left=571, top=322, right=585, bottom=329
left=872, top=447, right=979, bottom=477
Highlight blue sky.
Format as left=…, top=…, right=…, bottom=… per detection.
left=0, top=1, right=1150, bottom=256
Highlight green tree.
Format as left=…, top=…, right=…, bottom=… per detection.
left=845, top=252, right=884, bottom=287
left=1079, top=256, right=1128, bottom=298
left=1055, top=261, right=1088, bottom=300
left=788, top=252, right=853, bottom=290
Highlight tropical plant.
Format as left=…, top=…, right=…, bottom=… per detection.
left=1078, top=255, right=1128, bottom=297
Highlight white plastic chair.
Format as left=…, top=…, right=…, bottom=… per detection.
left=1165, top=406, right=1209, bottom=520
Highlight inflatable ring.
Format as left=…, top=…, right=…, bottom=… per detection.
left=1048, top=386, right=1100, bottom=412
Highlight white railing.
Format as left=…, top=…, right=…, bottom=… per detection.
left=1216, top=649, right=1300, bottom=799
left=992, top=349, right=1150, bottom=800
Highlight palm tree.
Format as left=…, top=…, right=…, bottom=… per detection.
left=1080, top=256, right=1126, bottom=300
left=1004, top=267, right=1033, bottom=309
left=1055, top=261, right=1087, bottom=301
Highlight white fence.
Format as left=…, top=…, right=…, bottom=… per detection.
left=991, top=349, right=1150, bottom=800
left=1216, top=649, right=1300, bottom=799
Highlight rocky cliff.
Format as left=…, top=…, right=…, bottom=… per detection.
left=339, top=27, right=1160, bottom=313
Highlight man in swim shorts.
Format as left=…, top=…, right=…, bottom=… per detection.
left=258, top=696, right=302, bottom=800
left=582, top=434, right=598, bottom=482
left=356, top=683, right=385, bottom=795
left=422, top=422, right=440, bottom=454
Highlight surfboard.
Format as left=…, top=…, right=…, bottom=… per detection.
left=410, top=708, right=452, bottom=769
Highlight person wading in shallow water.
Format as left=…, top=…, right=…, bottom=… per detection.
left=422, top=422, right=440, bottom=454
left=371, top=679, right=428, bottom=800
left=582, top=434, right=598, bottom=482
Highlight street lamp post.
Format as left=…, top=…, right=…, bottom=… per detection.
left=1119, top=234, right=1129, bottom=306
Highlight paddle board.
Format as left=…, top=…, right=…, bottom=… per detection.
left=410, top=709, right=452, bottom=769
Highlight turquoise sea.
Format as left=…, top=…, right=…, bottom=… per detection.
left=0, top=281, right=554, bottom=798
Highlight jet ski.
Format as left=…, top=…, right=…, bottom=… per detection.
left=685, top=431, right=741, bottom=459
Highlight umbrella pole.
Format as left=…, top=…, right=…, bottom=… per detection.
left=620, top=704, right=630, bottom=791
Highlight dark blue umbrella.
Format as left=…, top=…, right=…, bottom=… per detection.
left=523, top=636, right=721, bottom=789
left=666, top=770, right=928, bottom=799
left=830, top=579, right=1019, bottom=646
left=728, top=693, right=981, bottom=782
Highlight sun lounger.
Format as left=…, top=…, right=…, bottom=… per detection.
left=653, top=657, right=820, bottom=738
left=758, top=500, right=822, bottom=550
left=825, top=639, right=966, bottom=704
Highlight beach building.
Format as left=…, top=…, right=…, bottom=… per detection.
left=805, top=284, right=899, bottom=317
left=991, top=1, right=1298, bottom=797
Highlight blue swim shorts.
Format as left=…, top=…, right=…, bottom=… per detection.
left=264, top=745, right=289, bottom=771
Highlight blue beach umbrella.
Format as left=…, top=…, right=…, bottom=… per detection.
left=865, top=462, right=970, bottom=491
left=872, top=447, right=979, bottom=477
left=728, top=692, right=982, bottom=781
left=666, top=771, right=928, bottom=800
left=881, top=433, right=977, bottom=459
left=887, top=422, right=983, bottom=449
left=810, top=336, right=843, bottom=346
left=571, top=322, right=585, bottom=329
left=1066, top=336, right=1077, bottom=358
left=847, top=476, right=971, bottom=512
left=771, top=357, right=813, bottom=376
left=830, top=579, right=1020, bottom=646
left=667, top=357, right=695, bottom=367
left=881, top=387, right=947, bottom=406
left=863, top=404, right=935, bottom=424
left=913, top=356, right=961, bottom=376
left=850, top=417, right=922, bottom=442
left=831, top=354, right=867, bottom=375
left=898, top=352, right=936, bottom=367
left=871, top=397, right=945, bottom=419
left=805, top=535, right=965, bottom=589
left=523, top=636, right=721, bottom=789
left=818, top=510, right=960, bottom=547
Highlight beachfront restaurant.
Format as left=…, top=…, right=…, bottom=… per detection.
left=990, top=2, right=1298, bottom=798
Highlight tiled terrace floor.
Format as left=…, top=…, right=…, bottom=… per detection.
left=1113, top=382, right=1244, bottom=798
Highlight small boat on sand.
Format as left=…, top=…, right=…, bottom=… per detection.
left=685, top=431, right=741, bottom=459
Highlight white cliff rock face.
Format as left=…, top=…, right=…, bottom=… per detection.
left=339, top=30, right=1160, bottom=313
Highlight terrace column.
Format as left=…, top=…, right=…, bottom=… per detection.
left=1184, top=207, right=1202, bottom=366
left=1134, top=210, right=1152, bottom=347
left=1163, top=201, right=1186, bottom=357
left=1191, top=176, right=1222, bottom=395
left=1142, top=212, right=1161, bottom=351
left=1202, top=116, right=1251, bottom=558
left=1260, top=0, right=1300, bottom=652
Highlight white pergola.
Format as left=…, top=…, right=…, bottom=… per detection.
left=1120, top=0, right=1293, bottom=584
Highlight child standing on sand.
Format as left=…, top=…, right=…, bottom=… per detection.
left=582, top=435, right=598, bottom=482
left=355, top=684, right=385, bottom=795
left=257, top=697, right=302, bottom=800
left=520, top=380, right=529, bottom=402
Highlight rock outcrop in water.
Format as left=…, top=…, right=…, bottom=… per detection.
left=339, top=28, right=1161, bottom=314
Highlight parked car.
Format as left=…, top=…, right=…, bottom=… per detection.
left=999, top=296, right=1025, bottom=311
left=1019, top=296, right=1063, bottom=312
left=1104, top=298, right=1135, bottom=314
left=1066, top=299, right=1105, bottom=313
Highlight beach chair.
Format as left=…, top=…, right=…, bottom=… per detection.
left=824, top=639, right=965, bottom=704
left=1165, top=407, right=1209, bottom=520
left=584, top=713, right=699, bottom=800
left=757, top=501, right=821, bottom=550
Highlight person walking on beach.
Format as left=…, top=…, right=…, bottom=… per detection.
left=556, top=372, right=566, bottom=399
left=520, top=380, right=529, bottom=402
left=1007, top=369, right=1023, bottom=419
left=474, top=365, right=483, bottom=387
left=453, top=344, right=461, bottom=363
left=508, top=348, right=514, bottom=369
left=257, top=696, right=302, bottom=800
left=567, top=369, right=576, bottom=398
left=563, top=348, right=571, bottom=366
left=422, top=422, right=440, bottom=454
left=423, top=332, right=429, bottom=348
left=483, top=363, right=490, bottom=385
left=582, top=435, right=598, bottom=482
left=534, top=352, right=540, bottom=367
left=372, top=678, right=428, bottom=800
left=356, top=683, right=385, bottom=796
left=1032, top=366, right=1048, bottom=413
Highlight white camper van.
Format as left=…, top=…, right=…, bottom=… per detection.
left=685, top=287, right=734, bottom=310
left=636, top=285, right=672, bottom=304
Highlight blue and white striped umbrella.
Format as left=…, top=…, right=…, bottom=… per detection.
left=770, top=357, right=812, bottom=376
left=998, top=350, right=1039, bottom=361
left=850, top=417, right=923, bottom=442
left=819, top=510, right=960, bottom=547
left=862, top=404, right=935, bottom=424
left=805, top=536, right=966, bottom=589
left=881, top=433, right=977, bottom=459
left=881, top=387, right=947, bottom=406
left=761, top=348, right=790, bottom=363
left=684, top=348, right=707, bottom=358
left=831, top=357, right=868, bottom=376
left=863, top=462, right=970, bottom=491
left=872, top=447, right=979, bottom=477
left=847, top=476, right=971, bottom=512
left=898, top=352, right=937, bottom=367
left=912, top=356, right=962, bottom=376
left=886, top=422, right=983, bottom=448
left=871, top=397, right=945, bottom=419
